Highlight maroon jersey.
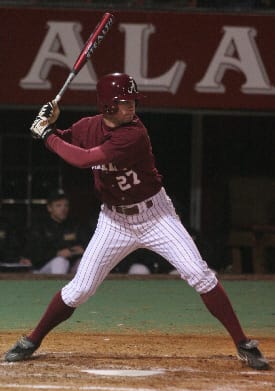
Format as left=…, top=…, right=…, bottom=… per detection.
left=46, top=114, right=162, bottom=205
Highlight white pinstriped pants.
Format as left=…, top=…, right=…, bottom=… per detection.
left=62, top=188, right=218, bottom=307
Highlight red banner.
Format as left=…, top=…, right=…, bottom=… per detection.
left=2, top=7, right=275, bottom=110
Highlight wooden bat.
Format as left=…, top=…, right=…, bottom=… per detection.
left=54, top=12, right=115, bottom=103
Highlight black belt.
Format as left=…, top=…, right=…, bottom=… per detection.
left=107, top=200, right=153, bottom=215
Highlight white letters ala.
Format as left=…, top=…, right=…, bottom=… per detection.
left=20, top=21, right=185, bottom=94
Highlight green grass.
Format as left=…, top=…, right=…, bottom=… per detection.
left=0, top=279, right=274, bottom=336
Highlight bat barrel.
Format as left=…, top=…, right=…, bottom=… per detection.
left=53, top=12, right=115, bottom=103
left=73, top=12, right=114, bottom=74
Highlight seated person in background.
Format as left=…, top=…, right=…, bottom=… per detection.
left=20, top=190, right=89, bottom=274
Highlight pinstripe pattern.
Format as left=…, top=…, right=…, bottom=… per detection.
left=62, top=188, right=217, bottom=307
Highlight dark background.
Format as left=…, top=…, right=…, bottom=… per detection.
left=1, top=106, right=274, bottom=271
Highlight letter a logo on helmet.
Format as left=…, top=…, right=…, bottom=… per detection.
left=96, top=73, right=144, bottom=114
left=127, top=79, right=137, bottom=94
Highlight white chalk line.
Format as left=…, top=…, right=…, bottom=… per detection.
left=1, top=385, right=272, bottom=391
left=81, top=369, right=165, bottom=377
left=0, top=385, right=166, bottom=391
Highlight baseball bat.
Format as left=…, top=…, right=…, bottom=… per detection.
left=54, top=12, right=115, bottom=103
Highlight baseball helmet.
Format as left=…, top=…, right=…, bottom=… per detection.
left=96, top=73, right=143, bottom=114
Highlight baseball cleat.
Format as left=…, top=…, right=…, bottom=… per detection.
left=237, top=339, right=270, bottom=370
left=4, top=336, right=39, bottom=362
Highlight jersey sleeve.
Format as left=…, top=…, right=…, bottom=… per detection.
left=46, top=135, right=108, bottom=168
left=46, top=116, right=148, bottom=169
left=53, top=117, right=90, bottom=144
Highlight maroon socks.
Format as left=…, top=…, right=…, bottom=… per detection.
left=28, top=290, right=75, bottom=345
left=200, top=281, right=247, bottom=346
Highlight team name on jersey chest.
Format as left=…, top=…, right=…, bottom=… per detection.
left=91, top=163, right=127, bottom=172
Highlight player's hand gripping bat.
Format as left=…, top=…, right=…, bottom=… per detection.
left=54, top=12, right=115, bottom=103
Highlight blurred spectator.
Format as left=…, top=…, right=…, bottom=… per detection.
left=19, top=189, right=90, bottom=274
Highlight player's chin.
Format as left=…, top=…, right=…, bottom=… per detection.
left=123, top=114, right=134, bottom=123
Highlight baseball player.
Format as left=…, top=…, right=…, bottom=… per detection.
left=4, top=73, right=269, bottom=370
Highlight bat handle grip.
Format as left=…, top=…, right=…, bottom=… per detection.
left=54, top=94, right=62, bottom=104
left=53, top=71, right=76, bottom=103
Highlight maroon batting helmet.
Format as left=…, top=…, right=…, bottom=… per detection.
left=96, top=73, right=143, bottom=114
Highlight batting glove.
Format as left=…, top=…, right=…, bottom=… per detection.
left=37, top=101, right=54, bottom=119
left=30, top=116, right=55, bottom=140
left=30, top=102, right=56, bottom=140
left=38, top=101, right=60, bottom=124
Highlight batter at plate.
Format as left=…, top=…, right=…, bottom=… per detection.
left=4, top=73, right=269, bottom=371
